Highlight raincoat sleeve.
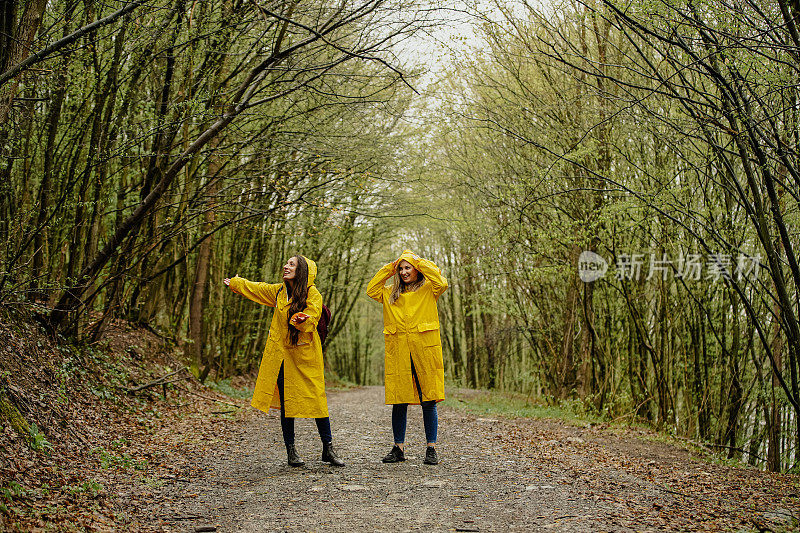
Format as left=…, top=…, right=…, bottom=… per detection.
left=366, top=263, right=395, bottom=302
left=291, top=287, right=322, bottom=333
left=412, top=257, right=448, bottom=299
left=229, top=277, right=282, bottom=307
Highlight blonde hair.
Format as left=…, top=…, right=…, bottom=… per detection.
left=389, top=265, right=425, bottom=304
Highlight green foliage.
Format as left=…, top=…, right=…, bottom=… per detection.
left=1, top=481, right=26, bottom=499
left=65, top=480, right=104, bottom=498
left=206, top=379, right=253, bottom=401
left=443, top=390, right=602, bottom=426
left=90, top=443, right=147, bottom=471
left=322, top=370, right=359, bottom=391
left=139, top=475, right=165, bottom=489
left=29, top=423, right=52, bottom=453
left=782, top=463, right=800, bottom=475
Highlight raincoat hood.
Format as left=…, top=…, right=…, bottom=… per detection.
left=301, top=255, right=317, bottom=287
left=396, top=250, right=420, bottom=267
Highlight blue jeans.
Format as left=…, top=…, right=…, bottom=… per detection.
left=391, top=358, right=438, bottom=444
left=392, top=402, right=438, bottom=444
left=277, top=363, right=332, bottom=445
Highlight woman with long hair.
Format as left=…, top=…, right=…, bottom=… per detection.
left=367, top=250, right=448, bottom=465
left=224, top=255, right=344, bottom=467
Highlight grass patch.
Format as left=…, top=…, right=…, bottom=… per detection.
left=443, top=388, right=602, bottom=425
left=206, top=378, right=253, bottom=400
left=323, top=370, right=359, bottom=391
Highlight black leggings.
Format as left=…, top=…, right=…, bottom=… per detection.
left=276, top=362, right=332, bottom=445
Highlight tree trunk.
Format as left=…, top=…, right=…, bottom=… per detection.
left=462, top=250, right=478, bottom=388
left=560, top=245, right=581, bottom=398
left=0, top=0, right=48, bottom=125
left=186, top=177, right=219, bottom=376
left=30, top=46, right=70, bottom=300
left=768, top=292, right=783, bottom=471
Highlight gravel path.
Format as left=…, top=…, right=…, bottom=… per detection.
left=138, top=386, right=799, bottom=532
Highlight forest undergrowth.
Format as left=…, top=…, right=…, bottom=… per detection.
left=0, top=307, right=252, bottom=531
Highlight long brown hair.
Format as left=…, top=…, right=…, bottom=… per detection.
left=285, top=255, right=309, bottom=346
left=389, top=262, right=425, bottom=304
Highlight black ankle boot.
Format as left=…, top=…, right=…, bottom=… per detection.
left=382, top=445, right=406, bottom=463
left=286, top=444, right=304, bottom=467
left=321, top=442, right=345, bottom=467
left=423, top=446, right=439, bottom=465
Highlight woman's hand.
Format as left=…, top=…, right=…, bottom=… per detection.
left=224, top=277, right=238, bottom=293
left=290, top=312, right=309, bottom=325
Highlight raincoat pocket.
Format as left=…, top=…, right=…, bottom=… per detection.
left=417, top=322, right=440, bottom=347
left=296, top=346, right=323, bottom=377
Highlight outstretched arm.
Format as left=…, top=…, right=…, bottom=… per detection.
left=366, top=262, right=396, bottom=302
left=226, top=276, right=282, bottom=307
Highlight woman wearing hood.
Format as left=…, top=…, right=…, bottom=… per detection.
left=367, top=250, right=448, bottom=465
left=224, top=255, right=344, bottom=468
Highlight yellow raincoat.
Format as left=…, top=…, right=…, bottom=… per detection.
left=229, top=257, right=328, bottom=418
left=367, top=250, right=448, bottom=405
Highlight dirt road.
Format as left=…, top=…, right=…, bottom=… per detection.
left=131, top=386, right=798, bottom=532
